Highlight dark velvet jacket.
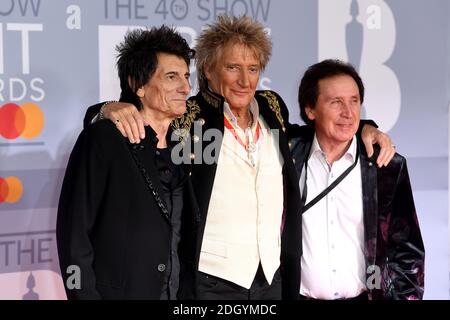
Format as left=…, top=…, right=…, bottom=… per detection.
left=57, top=121, right=195, bottom=299
left=171, top=89, right=302, bottom=300
left=288, top=125, right=425, bottom=300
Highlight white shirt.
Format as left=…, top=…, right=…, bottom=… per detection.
left=223, top=100, right=261, bottom=166
left=299, top=135, right=366, bottom=299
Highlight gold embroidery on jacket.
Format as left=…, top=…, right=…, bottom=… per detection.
left=201, top=90, right=220, bottom=109
left=259, top=91, right=285, bottom=131
left=171, top=100, right=200, bottom=140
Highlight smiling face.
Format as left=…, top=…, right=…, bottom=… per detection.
left=137, top=52, right=191, bottom=121
left=306, top=74, right=361, bottom=148
left=205, top=42, right=260, bottom=112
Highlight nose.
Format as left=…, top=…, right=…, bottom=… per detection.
left=178, top=77, right=191, bottom=95
left=340, top=101, right=352, bottom=118
left=237, top=69, right=250, bottom=87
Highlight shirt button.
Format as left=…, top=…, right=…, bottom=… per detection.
left=331, top=244, right=335, bottom=249
left=334, top=292, right=339, bottom=297
left=157, top=264, right=166, bottom=272
left=155, top=150, right=160, bottom=156
left=330, top=220, right=334, bottom=225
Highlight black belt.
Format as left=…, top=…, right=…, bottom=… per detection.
left=299, top=291, right=368, bottom=301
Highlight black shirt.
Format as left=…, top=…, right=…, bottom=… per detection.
left=155, top=146, right=186, bottom=300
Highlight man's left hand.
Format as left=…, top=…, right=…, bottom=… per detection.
left=361, top=125, right=396, bottom=167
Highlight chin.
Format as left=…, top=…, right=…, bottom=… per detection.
left=336, top=134, right=355, bottom=143
left=175, top=106, right=187, bottom=115
left=230, top=100, right=252, bottom=110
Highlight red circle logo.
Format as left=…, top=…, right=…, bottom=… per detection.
left=0, top=103, right=44, bottom=139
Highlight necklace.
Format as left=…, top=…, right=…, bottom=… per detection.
left=223, top=115, right=261, bottom=153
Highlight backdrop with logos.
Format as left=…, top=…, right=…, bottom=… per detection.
left=0, top=0, right=448, bottom=299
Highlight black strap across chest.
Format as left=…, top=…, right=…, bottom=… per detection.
left=301, top=142, right=360, bottom=214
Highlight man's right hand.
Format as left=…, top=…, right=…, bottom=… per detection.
left=103, top=102, right=145, bottom=144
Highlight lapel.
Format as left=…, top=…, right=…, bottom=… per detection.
left=255, top=92, right=292, bottom=167
left=188, top=90, right=224, bottom=225
left=129, top=126, right=170, bottom=223
left=359, top=140, right=379, bottom=269
left=289, top=125, right=314, bottom=182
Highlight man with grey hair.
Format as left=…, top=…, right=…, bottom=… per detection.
left=83, top=15, right=395, bottom=300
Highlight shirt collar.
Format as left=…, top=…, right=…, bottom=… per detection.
left=143, top=125, right=179, bottom=149
left=309, top=134, right=357, bottom=163
left=223, top=98, right=260, bottom=129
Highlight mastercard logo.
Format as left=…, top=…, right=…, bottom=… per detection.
left=0, top=176, right=23, bottom=203
left=0, top=103, right=44, bottom=139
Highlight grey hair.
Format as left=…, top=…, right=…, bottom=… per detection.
left=195, top=15, right=272, bottom=91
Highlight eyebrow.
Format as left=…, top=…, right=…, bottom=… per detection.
left=165, top=71, right=191, bottom=77
left=329, top=94, right=360, bottom=99
left=225, top=62, right=260, bottom=67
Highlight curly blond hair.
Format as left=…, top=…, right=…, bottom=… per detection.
left=195, top=15, right=272, bottom=91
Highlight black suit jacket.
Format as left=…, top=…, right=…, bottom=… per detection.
left=57, top=121, right=193, bottom=299
left=289, top=126, right=425, bottom=300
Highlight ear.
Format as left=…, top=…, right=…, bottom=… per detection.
left=305, top=106, right=316, bottom=121
left=204, top=63, right=213, bottom=81
left=127, top=76, right=144, bottom=97
left=136, top=87, right=145, bottom=98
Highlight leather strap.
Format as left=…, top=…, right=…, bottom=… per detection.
left=129, top=144, right=170, bottom=222
left=302, top=141, right=360, bottom=214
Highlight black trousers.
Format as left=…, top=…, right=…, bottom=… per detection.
left=197, top=264, right=282, bottom=300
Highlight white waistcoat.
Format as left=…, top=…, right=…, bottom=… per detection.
left=198, top=116, right=284, bottom=289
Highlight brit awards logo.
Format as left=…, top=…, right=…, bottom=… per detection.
left=318, top=0, right=400, bottom=131
left=0, top=3, right=45, bottom=141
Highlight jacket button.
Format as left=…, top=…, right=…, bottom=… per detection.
left=197, top=118, right=205, bottom=126
left=157, top=264, right=166, bottom=272
left=368, top=162, right=373, bottom=167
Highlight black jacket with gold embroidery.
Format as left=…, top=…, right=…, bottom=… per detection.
left=174, top=89, right=302, bottom=300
